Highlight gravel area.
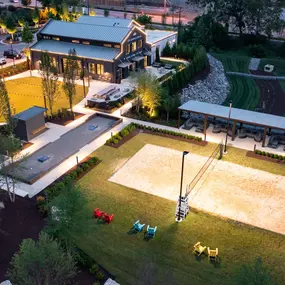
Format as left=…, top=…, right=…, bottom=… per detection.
left=180, top=54, right=229, bottom=105
left=109, top=144, right=285, bottom=235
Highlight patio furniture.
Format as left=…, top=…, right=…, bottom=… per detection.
left=145, top=225, right=157, bottom=238
left=268, top=136, right=279, bottom=149
left=153, top=62, right=162, bottom=68
left=93, top=208, right=104, bottom=218
left=207, top=247, right=219, bottom=262
left=133, top=220, right=145, bottom=232
left=104, top=213, right=114, bottom=224
left=212, top=124, right=222, bottom=133
left=183, top=118, right=199, bottom=130
left=193, top=242, right=207, bottom=256
left=164, top=64, right=173, bottom=70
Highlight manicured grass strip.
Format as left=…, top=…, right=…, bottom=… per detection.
left=76, top=133, right=285, bottom=285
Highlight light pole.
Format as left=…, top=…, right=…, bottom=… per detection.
left=224, top=100, right=233, bottom=153
left=177, top=150, right=189, bottom=222
left=10, top=39, right=15, bottom=68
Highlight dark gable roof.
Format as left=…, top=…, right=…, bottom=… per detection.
left=40, top=20, right=131, bottom=43
left=14, top=106, right=47, bottom=121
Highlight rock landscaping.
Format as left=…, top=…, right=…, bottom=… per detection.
left=180, top=54, right=229, bottom=105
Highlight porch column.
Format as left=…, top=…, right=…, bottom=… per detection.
left=178, top=109, right=181, bottom=129
left=231, top=120, right=236, bottom=141
left=203, top=115, right=208, bottom=141
left=262, top=127, right=267, bottom=147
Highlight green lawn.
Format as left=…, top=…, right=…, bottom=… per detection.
left=76, top=133, right=285, bottom=285
left=212, top=54, right=260, bottom=110
left=1, top=77, right=87, bottom=122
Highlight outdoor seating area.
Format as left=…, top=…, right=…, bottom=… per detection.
left=131, top=220, right=157, bottom=239
left=268, top=134, right=285, bottom=149
left=93, top=85, right=120, bottom=100
left=93, top=208, right=114, bottom=224
left=193, top=242, right=219, bottom=262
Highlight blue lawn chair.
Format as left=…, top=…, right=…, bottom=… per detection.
left=133, top=220, right=145, bottom=232
left=146, top=225, right=157, bottom=238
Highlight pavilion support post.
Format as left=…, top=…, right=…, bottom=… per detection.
left=178, top=109, right=181, bottom=129
left=231, top=121, right=236, bottom=141
left=203, top=115, right=208, bottom=141
left=262, top=127, right=267, bottom=147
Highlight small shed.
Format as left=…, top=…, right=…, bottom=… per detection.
left=13, top=106, right=47, bottom=142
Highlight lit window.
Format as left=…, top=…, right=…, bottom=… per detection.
left=131, top=41, right=137, bottom=52
left=52, top=37, right=60, bottom=41
left=127, top=44, right=131, bottom=54
left=89, top=63, right=96, bottom=73
left=72, top=40, right=80, bottom=43
left=138, top=39, right=142, bottom=49
left=104, top=44, right=112, bottom=48
left=82, top=41, right=90, bottom=45
left=97, top=64, right=104, bottom=75
left=114, top=44, right=120, bottom=49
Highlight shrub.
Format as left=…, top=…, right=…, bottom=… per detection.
left=76, top=167, right=83, bottom=176
left=81, top=163, right=89, bottom=171
left=89, top=264, right=99, bottom=275
left=248, top=45, right=266, bottom=58
left=113, top=138, right=119, bottom=144
left=69, top=171, right=78, bottom=180
left=95, top=272, right=104, bottom=281
left=120, top=129, right=129, bottom=137
left=93, top=282, right=100, bottom=285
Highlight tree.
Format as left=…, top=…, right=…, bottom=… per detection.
left=235, top=257, right=277, bottom=285
left=162, top=90, right=175, bottom=122
left=0, top=16, right=6, bottom=34
left=21, top=0, right=31, bottom=6
left=32, top=7, right=40, bottom=28
left=22, top=22, right=33, bottom=44
left=155, top=47, right=160, bottom=62
left=46, top=180, right=93, bottom=247
left=0, top=77, right=13, bottom=129
left=136, top=14, right=152, bottom=25
left=39, top=0, right=52, bottom=9
left=7, top=232, right=77, bottom=285
left=162, top=41, right=172, bottom=57
left=39, top=52, right=59, bottom=116
left=63, top=49, right=78, bottom=119
left=124, top=7, right=127, bottom=19
left=5, top=16, right=17, bottom=40
left=18, top=18, right=25, bottom=31
left=161, top=13, right=167, bottom=25
left=104, top=8, right=110, bottom=17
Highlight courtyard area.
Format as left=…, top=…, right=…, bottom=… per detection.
left=77, top=133, right=285, bottom=285
left=1, top=77, right=87, bottom=122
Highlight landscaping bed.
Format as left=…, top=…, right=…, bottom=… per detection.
left=247, top=149, right=285, bottom=164
left=0, top=61, right=29, bottom=78
left=46, top=111, right=85, bottom=126
left=105, top=123, right=205, bottom=148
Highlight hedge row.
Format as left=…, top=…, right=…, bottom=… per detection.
left=1, top=61, right=29, bottom=78
left=36, top=156, right=99, bottom=214
left=106, top=123, right=202, bottom=145
left=254, top=149, right=285, bottom=161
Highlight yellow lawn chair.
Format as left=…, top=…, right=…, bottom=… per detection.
left=207, top=247, right=219, bottom=262
left=193, top=242, right=207, bottom=256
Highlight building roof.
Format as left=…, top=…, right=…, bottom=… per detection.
left=14, top=106, right=47, bottom=121
left=146, top=30, right=177, bottom=44
left=31, top=40, right=120, bottom=61
left=179, top=100, right=285, bottom=130
left=40, top=20, right=131, bottom=43
left=76, top=15, right=133, bottom=28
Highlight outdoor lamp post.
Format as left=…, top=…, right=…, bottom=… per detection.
left=177, top=151, right=189, bottom=222
left=224, top=100, right=233, bottom=153
left=10, top=39, right=15, bottom=68
left=82, top=62, right=86, bottom=99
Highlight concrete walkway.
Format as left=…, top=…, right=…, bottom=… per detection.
left=249, top=57, right=261, bottom=71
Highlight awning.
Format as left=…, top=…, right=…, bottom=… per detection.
left=118, top=62, right=132, bottom=68
left=132, top=56, right=144, bottom=62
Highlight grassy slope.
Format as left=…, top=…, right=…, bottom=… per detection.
left=76, top=133, right=285, bottom=285
left=1, top=77, right=87, bottom=122
left=212, top=54, right=260, bottom=110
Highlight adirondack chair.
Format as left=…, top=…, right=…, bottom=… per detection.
left=207, top=247, right=219, bottom=262
left=145, top=225, right=157, bottom=238
left=93, top=208, right=104, bottom=218
left=133, top=220, right=145, bottom=232
left=104, top=213, right=114, bottom=224
left=193, top=242, right=207, bottom=256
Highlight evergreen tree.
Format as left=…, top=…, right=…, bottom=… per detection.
left=155, top=47, right=160, bottom=62
left=5, top=16, right=17, bottom=40
left=22, top=22, right=33, bottom=44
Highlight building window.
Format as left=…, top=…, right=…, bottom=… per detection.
left=51, top=57, right=57, bottom=68
left=127, top=44, right=131, bottom=54
left=52, top=37, right=60, bottom=41
left=43, top=36, right=50, bottom=40
left=89, top=63, right=96, bottom=73
left=82, top=41, right=90, bottom=45
left=138, top=39, right=142, bottom=49
left=104, top=44, right=112, bottom=48
left=72, top=40, right=80, bottom=44
left=114, top=44, right=120, bottom=49
left=97, top=64, right=104, bottom=75
left=131, top=41, right=137, bottom=52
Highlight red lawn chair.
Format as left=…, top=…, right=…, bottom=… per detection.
left=93, top=208, right=104, bottom=218
left=104, top=213, right=114, bottom=224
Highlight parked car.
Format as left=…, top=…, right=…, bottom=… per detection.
left=3, top=50, right=22, bottom=59
left=0, top=57, right=7, bottom=65
left=9, top=0, right=19, bottom=3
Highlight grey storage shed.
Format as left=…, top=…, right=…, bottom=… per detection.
left=13, top=106, right=47, bottom=142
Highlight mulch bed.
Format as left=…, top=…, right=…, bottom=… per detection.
left=250, top=70, right=285, bottom=116
left=22, top=142, right=33, bottom=150
left=246, top=151, right=285, bottom=165
left=46, top=112, right=85, bottom=126
left=105, top=129, right=207, bottom=149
